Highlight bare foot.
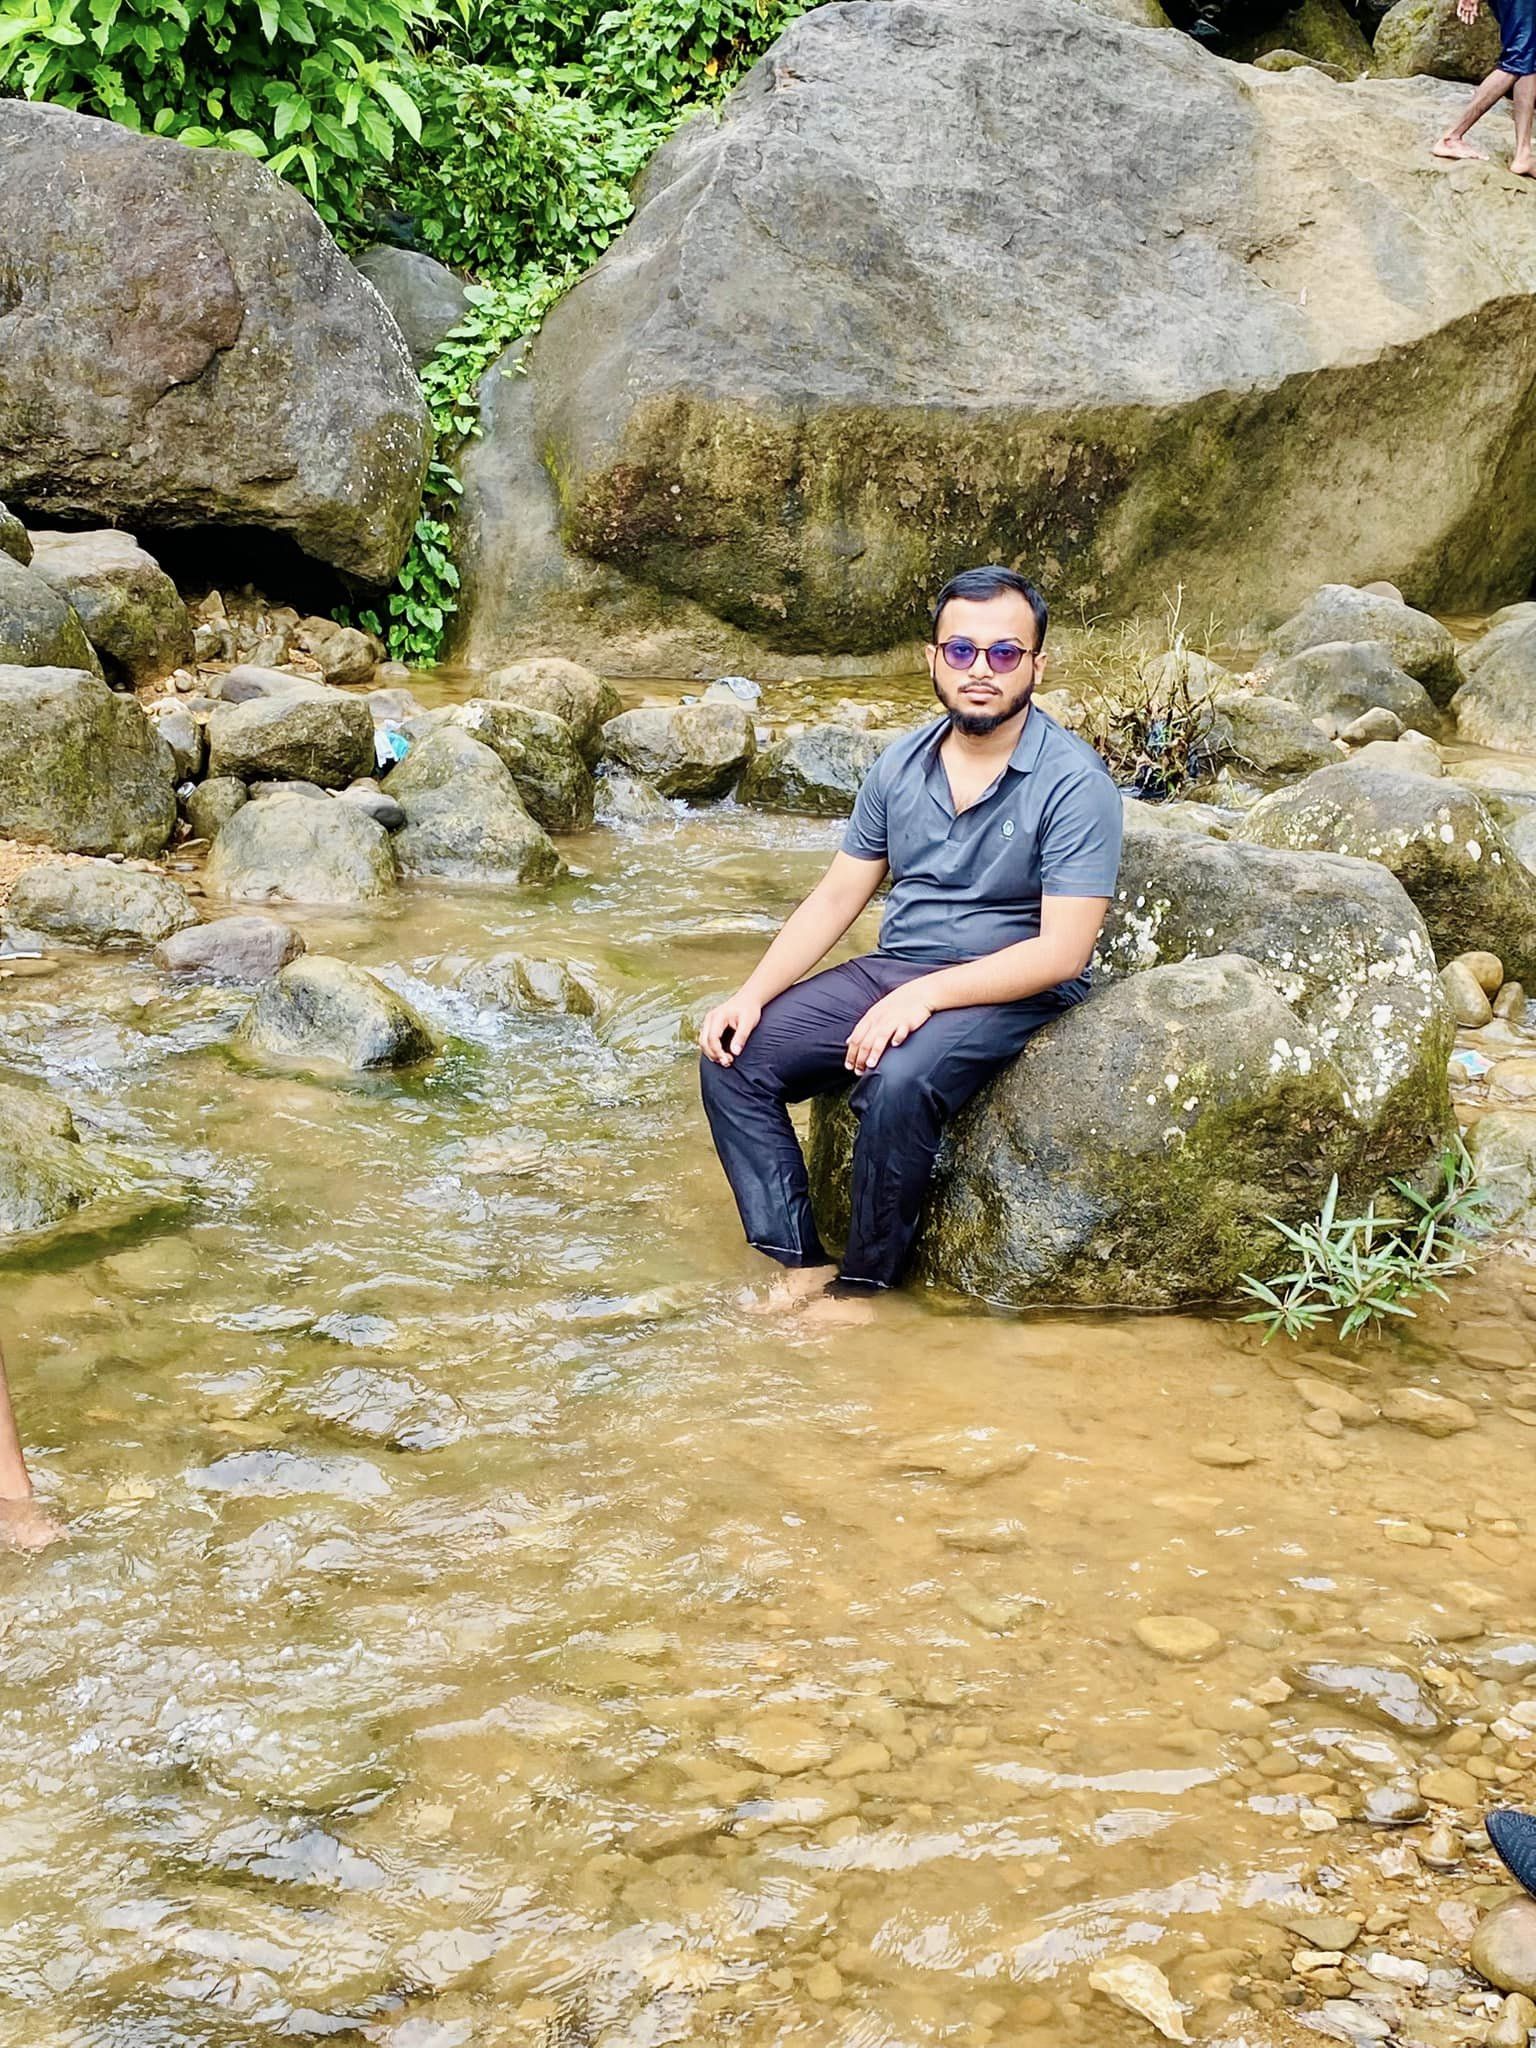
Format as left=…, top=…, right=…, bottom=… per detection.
left=1512, top=154, right=1536, bottom=178
left=737, top=1265, right=838, bottom=1316
left=0, top=1496, right=65, bottom=1552
left=797, top=1290, right=880, bottom=1333
left=1431, top=136, right=1490, bottom=159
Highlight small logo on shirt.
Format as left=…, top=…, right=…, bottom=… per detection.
left=1001, top=820, right=1015, bottom=838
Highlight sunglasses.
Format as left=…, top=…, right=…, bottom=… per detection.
left=937, top=637, right=1037, bottom=677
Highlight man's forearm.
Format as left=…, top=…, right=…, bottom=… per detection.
left=741, top=891, right=863, bottom=1007
left=920, top=935, right=1089, bottom=1011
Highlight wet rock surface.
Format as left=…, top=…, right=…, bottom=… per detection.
left=600, top=702, right=757, bottom=801
left=155, top=914, right=305, bottom=982
left=739, top=725, right=890, bottom=816
left=3, top=860, right=197, bottom=948
left=237, top=955, right=437, bottom=1070
left=204, top=793, right=400, bottom=906
left=384, top=727, right=562, bottom=885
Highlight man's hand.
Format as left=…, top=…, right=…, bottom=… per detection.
left=700, top=992, right=763, bottom=1066
left=1458, top=0, right=1479, bottom=23
left=845, top=983, right=934, bottom=1075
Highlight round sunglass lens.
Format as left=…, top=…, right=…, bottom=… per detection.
left=943, top=640, right=978, bottom=671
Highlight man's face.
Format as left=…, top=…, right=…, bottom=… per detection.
left=926, top=592, right=1044, bottom=738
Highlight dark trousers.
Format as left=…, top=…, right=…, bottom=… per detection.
left=699, top=954, right=1072, bottom=1290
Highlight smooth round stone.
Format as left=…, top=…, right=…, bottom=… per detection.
left=724, top=1714, right=833, bottom=1776
left=1134, top=1615, right=1222, bottom=1662
left=1364, top=1784, right=1427, bottom=1826
left=1473, top=1899, right=1536, bottom=1998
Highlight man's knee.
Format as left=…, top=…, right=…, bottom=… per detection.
left=849, top=1055, right=941, bottom=1131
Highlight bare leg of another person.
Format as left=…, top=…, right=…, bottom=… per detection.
left=1513, top=73, right=1536, bottom=174
left=0, top=1337, right=63, bottom=1551
left=1434, top=66, right=1515, bottom=157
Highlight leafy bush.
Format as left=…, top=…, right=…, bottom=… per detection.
left=1238, top=1145, right=1493, bottom=1343
left=0, top=0, right=431, bottom=224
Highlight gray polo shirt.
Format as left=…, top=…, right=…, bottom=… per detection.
left=842, top=708, right=1123, bottom=982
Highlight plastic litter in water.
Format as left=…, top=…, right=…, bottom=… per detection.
left=1088, top=1956, right=1190, bottom=2042
left=1451, top=1049, right=1494, bottom=1080
left=375, top=725, right=411, bottom=770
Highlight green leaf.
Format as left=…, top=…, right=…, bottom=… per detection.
left=371, top=69, right=422, bottom=140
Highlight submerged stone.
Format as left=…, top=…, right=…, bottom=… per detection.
left=237, top=956, right=438, bottom=1071
left=1284, top=1659, right=1447, bottom=1733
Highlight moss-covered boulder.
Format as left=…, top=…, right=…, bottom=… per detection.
left=1261, top=640, right=1443, bottom=735
left=449, top=698, right=596, bottom=832
left=600, top=702, right=756, bottom=800
left=4, top=860, right=197, bottom=948
left=738, top=725, right=888, bottom=816
left=483, top=658, right=622, bottom=763
left=1373, top=0, right=1499, bottom=80
left=0, top=503, right=31, bottom=567
left=0, top=666, right=176, bottom=857
left=1237, top=760, right=1536, bottom=980
left=455, top=950, right=602, bottom=1017
left=25, top=529, right=192, bottom=687
left=384, top=727, right=561, bottom=885
left=205, top=793, right=399, bottom=906
left=1452, top=612, right=1536, bottom=750
left=0, top=1076, right=184, bottom=1254
left=0, top=552, right=102, bottom=676
left=1230, top=0, right=1372, bottom=71
left=1268, top=587, right=1463, bottom=705
left=812, top=956, right=1367, bottom=1307
left=206, top=686, right=375, bottom=789
left=237, top=956, right=437, bottom=1071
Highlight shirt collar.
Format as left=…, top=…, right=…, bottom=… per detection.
left=923, top=704, right=1049, bottom=776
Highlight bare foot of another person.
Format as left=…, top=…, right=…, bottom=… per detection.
left=1513, top=153, right=1536, bottom=177
left=737, top=1265, right=839, bottom=1316
left=1432, top=136, right=1490, bottom=159
left=0, top=1495, right=65, bottom=1552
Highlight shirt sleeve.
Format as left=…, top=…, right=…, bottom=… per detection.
left=841, top=751, right=890, bottom=862
left=1039, top=765, right=1124, bottom=897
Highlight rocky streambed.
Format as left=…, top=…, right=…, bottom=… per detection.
left=5, top=624, right=1536, bottom=2041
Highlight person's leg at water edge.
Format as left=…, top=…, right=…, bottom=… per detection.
left=0, top=1335, right=62, bottom=1552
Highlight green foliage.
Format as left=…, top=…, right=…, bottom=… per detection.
left=1238, top=1145, right=1493, bottom=1343
left=0, top=0, right=431, bottom=224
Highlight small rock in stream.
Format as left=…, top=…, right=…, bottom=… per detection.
left=1379, top=1387, right=1478, bottom=1437
left=1134, top=1615, right=1222, bottom=1662
left=187, top=1449, right=390, bottom=1499
left=156, top=913, right=303, bottom=982
left=1284, top=1660, right=1447, bottom=1734
left=1473, top=1899, right=1536, bottom=1998
left=1441, top=958, right=1494, bottom=1028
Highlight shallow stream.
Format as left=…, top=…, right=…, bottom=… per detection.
left=5, top=670, right=1536, bottom=2048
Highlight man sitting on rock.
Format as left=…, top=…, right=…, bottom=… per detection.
left=1432, top=0, right=1536, bottom=176
left=699, top=564, right=1123, bottom=1310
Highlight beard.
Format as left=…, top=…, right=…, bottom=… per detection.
left=932, top=669, right=1036, bottom=738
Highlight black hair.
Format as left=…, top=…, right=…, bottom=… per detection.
left=930, top=566, right=1048, bottom=650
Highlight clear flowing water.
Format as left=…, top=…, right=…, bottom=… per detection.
left=4, top=675, right=1536, bottom=2048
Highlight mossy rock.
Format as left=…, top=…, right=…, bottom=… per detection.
left=450, top=698, right=596, bottom=832
left=26, top=529, right=192, bottom=687
left=384, top=727, right=562, bottom=885
left=0, top=552, right=102, bottom=676
left=482, top=658, right=622, bottom=763
left=600, top=702, right=756, bottom=800
left=1373, top=0, right=1500, bottom=81
left=738, top=724, right=887, bottom=817
left=1230, top=0, right=1372, bottom=70
left=0, top=665, right=176, bottom=857
left=0, top=1076, right=186, bottom=1257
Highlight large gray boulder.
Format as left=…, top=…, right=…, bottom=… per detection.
left=807, top=812, right=1454, bottom=1305
left=739, top=725, right=889, bottom=816
left=237, top=956, right=436, bottom=1071
left=1452, top=612, right=1536, bottom=750
left=1237, top=761, right=1536, bottom=980
left=0, top=551, right=102, bottom=676
left=354, top=245, right=471, bottom=370
left=206, top=687, right=375, bottom=789
left=1373, top=0, right=1500, bottom=80
left=0, top=1076, right=183, bottom=1251
left=1268, top=586, right=1463, bottom=704
left=812, top=956, right=1400, bottom=1308
left=600, top=702, right=756, bottom=799
left=0, top=101, right=430, bottom=583
left=1260, top=640, right=1443, bottom=735
left=447, top=699, right=596, bottom=832
left=0, top=666, right=176, bottom=856
left=204, top=794, right=399, bottom=906
left=24, top=530, right=192, bottom=686
left=384, top=727, right=562, bottom=884
left=482, top=659, right=623, bottom=762
left=4, top=860, right=197, bottom=947
left=450, top=1, right=1536, bottom=672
